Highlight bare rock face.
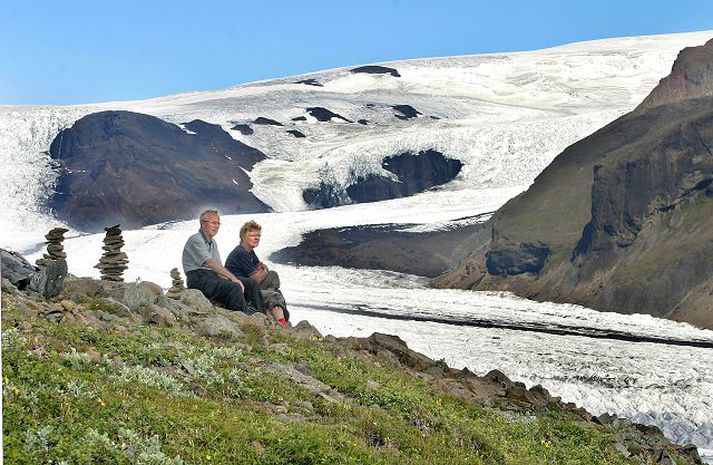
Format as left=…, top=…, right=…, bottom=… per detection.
left=435, top=39, right=713, bottom=329
left=47, top=111, right=269, bottom=231
left=636, top=38, right=713, bottom=112
left=349, top=65, right=401, bottom=77
left=303, top=149, right=463, bottom=209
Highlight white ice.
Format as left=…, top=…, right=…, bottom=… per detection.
left=2, top=31, right=713, bottom=456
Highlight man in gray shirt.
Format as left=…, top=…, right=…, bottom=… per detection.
left=182, top=209, right=263, bottom=314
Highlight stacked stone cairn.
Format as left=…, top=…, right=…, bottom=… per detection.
left=95, top=224, right=128, bottom=282
left=35, top=227, right=69, bottom=270
left=166, top=268, right=185, bottom=299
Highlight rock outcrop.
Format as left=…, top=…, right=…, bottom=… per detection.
left=305, top=107, right=352, bottom=123
left=434, top=39, right=713, bottom=329
left=350, top=65, right=401, bottom=77
left=272, top=222, right=480, bottom=278
left=303, top=149, right=463, bottom=208
left=636, top=39, right=713, bottom=112
left=47, top=111, right=269, bottom=231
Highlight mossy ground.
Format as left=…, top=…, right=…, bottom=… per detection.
left=2, top=293, right=640, bottom=465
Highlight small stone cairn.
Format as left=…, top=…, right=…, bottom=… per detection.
left=166, top=268, right=185, bottom=299
left=36, top=227, right=69, bottom=269
left=95, top=224, right=128, bottom=282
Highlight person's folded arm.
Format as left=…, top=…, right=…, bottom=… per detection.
left=248, top=267, right=268, bottom=283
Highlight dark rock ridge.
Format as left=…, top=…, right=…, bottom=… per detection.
left=253, top=117, right=283, bottom=126
left=306, top=107, right=352, bottom=123
left=636, top=39, right=713, bottom=112
left=47, top=111, right=270, bottom=231
left=434, top=39, right=713, bottom=329
left=302, top=181, right=352, bottom=210
left=291, top=116, right=307, bottom=122
left=286, top=129, right=306, bottom=138
left=392, top=104, right=422, bottom=120
left=230, top=123, right=254, bottom=135
left=272, top=222, right=479, bottom=277
left=295, top=78, right=323, bottom=87
left=346, top=150, right=463, bottom=203
left=303, top=150, right=463, bottom=209
left=350, top=65, right=401, bottom=77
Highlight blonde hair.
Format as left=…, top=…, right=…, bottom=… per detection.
left=239, top=220, right=262, bottom=241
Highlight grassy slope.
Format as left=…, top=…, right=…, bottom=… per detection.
left=1, top=288, right=694, bottom=465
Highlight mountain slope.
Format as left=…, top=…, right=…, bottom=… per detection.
left=2, top=273, right=706, bottom=465
left=1, top=32, right=710, bottom=237
left=47, top=111, right=269, bottom=230
left=434, top=39, right=713, bottom=329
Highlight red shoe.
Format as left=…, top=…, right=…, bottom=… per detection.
left=277, top=317, right=288, bottom=328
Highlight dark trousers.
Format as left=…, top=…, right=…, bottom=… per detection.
left=186, top=270, right=263, bottom=314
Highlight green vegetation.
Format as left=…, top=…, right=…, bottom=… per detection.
left=1, top=291, right=658, bottom=464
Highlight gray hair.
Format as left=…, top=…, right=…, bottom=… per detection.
left=199, top=209, right=219, bottom=222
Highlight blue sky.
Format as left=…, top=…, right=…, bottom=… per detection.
left=1, top=0, right=712, bottom=105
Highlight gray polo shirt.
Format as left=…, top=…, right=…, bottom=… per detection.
left=182, top=230, right=221, bottom=273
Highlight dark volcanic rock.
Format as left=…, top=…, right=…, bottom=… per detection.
left=302, top=182, right=351, bottom=209
left=392, top=105, right=422, bottom=120
left=306, top=107, right=352, bottom=123
left=272, top=222, right=479, bottom=277
left=291, top=116, right=307, bottom=122
left=357, top=119, right=369, bottom=125
left=486, top=242, right=550, bottom=276
left=253, top=117, right=283, bottom=126
left=346, top=150, right=463, bottom=203
left=47, top=111, right=269, bottom=231
left=636, top=38, right=713, bottom=112
left=295, top=78, right=323, bottom=87
left=287, top=129, right=306, bottom=138
left=350, top=65, right=401, bottom=77
left=434, top=39, right=713, bottom=329
left=304, top=150, right=463, bottom=209
left=230, top=123, right=254, bottom=135
left=1, top=248, right=37, bottom=288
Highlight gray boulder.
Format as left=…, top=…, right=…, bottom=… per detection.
left=1, top=248, right=37, bottom=288
left=195, top=314, right=244, bottom=338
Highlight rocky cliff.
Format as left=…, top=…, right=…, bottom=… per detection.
left=434, top=39, right=713, bottom=329
left=47, top=111, right=270, bottom=231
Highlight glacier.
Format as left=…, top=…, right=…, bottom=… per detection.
left=1, top=31, right=713, bottom=457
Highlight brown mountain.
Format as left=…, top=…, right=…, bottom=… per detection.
left=47, top=111, right=270, bottom=231
left=433, top=39, right=713, bottom=329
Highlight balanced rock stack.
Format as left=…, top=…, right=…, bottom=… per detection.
left=36, top=227, right=69, bottom=269
left=95, top=224, right=128, bottom=282
left=166, top=268, right=185, bottom=299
